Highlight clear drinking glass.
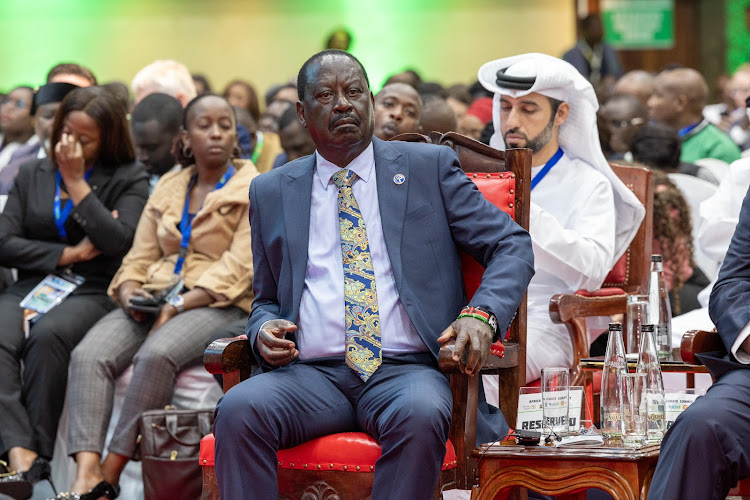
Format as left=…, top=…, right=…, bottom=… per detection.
left=626, top=294, right=649, bottom=355
left=542, top=367, right=570, bottom=439
left=620, top=372, right=647, bottom=448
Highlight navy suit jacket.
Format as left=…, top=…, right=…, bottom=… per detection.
left=246, top=137, right=534, bottom=371
left=707, top=185, right=750, bottom=378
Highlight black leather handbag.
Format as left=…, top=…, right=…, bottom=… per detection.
left=139, top=406, right=214, bottom=500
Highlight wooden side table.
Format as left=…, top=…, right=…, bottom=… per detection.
left=471, top=441, right=659, bottom=500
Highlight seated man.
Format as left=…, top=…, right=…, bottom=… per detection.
left=372, top=82, right=422, bottom=140
left=648, top=67, right=741, bottom=164
left=478, top=53, right=644, bottom=383
left=130, top=93, right=183, bottom=192
left=649, top=184, right=750, bottom=499
left=272, top=105, right=317, bottom=168
left=213, top=50, right=534, bottom=500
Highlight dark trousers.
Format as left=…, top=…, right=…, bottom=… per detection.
left=213, top=358, right=452, bottom=500
left=0, top=279, right=114, bottom=459
left=648, top=368, right=750, bottom=500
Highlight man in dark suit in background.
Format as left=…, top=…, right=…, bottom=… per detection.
left=649, top=186, right=750, bottom=499
left=212, top=49, right=534, bottom=500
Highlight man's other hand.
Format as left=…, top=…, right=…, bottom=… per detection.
left=437, top=317, right=493, bottom=376
left=257, top=319, right=299, bottom=367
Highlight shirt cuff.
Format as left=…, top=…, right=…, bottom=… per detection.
left=731, top=321, right=750, bottom=364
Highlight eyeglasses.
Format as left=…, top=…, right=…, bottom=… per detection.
left=0, top=98, right=28, bottom=110
left=610, top=117, right=644, bottom=129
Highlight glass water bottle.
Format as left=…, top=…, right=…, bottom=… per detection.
left=647, top=255, right=672, bottom=359
left=600, top=322, right=627, bottom=441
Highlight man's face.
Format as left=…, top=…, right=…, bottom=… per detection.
left=279, top=120, right=317, bottom=161
left=298, top=55, right=374, bottom=154
left=133, top=118, right=177, bottom=176
left=34, top=102, right=61, bottom=153
left=373, top=83, right=421, bottom=140
left=600, top=99, right=645, bottom=153
left=499, top=93, right=557, bottom=153
left=458, top=114, right=484, bottom=141
left=647, top=76, right=680, bottom=124
left=0, top=88, right=33, bottom=136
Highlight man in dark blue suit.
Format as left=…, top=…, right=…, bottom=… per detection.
left=212, top=50, right=534, bottom=500
left=649, top=187, right=750, bottom=499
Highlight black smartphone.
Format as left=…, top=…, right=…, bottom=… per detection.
left=129, top=295, right=163, bottom=314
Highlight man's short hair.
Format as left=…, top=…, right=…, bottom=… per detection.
left=131, top=60, right=197, bottom=102
left=547, top=97, right=563, bottom=118
left=631, top=123, right=681, bottom=170
left=46, top=63, right=97, bottom=85
left=278, top=105, right=301, bottom=131
left=131, top=93, right=183, bottom=136
left=297, top=50, right=370, bottom=102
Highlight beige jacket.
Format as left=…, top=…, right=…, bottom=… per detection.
left=109, top=159, right=258, bottom=312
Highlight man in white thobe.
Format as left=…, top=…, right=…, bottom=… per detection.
left=478, top=53, right=644, bottom=388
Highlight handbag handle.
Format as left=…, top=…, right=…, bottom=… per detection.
left=164, top=412, right=213, bottom=447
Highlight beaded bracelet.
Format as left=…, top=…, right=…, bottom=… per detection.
left=457, top=305, right=498, bottom=336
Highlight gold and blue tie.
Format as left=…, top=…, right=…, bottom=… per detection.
left=332, top=169, right=382, bottom=382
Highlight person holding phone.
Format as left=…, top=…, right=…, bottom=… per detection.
left=0, top=86, right=148, bottom=493
left=58, top=94, right=257, bottom=499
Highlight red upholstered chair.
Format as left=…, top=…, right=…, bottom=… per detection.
left=548, top=163, right=653, bottom=419
left=200, top=133, right=531, bottom=499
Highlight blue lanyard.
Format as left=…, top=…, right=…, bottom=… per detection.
left=54, top=168, right=94, bottom=239
left=530, top=148, right=563, bottom=191
left=678, top=122, right=699, bottom=137
left=173, top=165, right=235, bottom=275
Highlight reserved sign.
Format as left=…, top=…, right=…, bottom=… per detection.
left=517, top=387, right=583, bottom=432
left=665, top=391, right=703, bottom=430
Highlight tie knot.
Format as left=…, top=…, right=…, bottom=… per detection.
left=332, top=169, right=357, bottom=190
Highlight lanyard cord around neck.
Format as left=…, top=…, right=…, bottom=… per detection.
left=530, top=148, right=563, bottom=191
left=54, top=168, right=94, bottom=239
left=173, top=164, right=235, bottom=275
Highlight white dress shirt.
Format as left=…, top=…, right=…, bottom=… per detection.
left=296, top=142, right=428, bottom=360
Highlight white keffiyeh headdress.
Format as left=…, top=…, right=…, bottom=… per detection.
left=478, top=53, right=644, bottom=262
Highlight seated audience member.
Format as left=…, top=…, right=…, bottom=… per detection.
left=721, top=69, right=750, bottom=149
left=272, top=105, right=316, bottom=168
left=258, top=99, right=292, bottom=133
left=420, top=94, right=458, bottom=135
left=131, top=60, right=197, bottom=107
left=192, top=73, right=212, bottom=95
left=223, top=79, right=261, bottom=122
left=703, top=72, right=736, bottom=130
left=372, top=82, right=422, bottom=140
left=652, top=172, right=708, bottom=314
left=445, top=83, right=473, bottom=121
left=213, top=50, right=534, bottom=500
left=232, top=105, right=282, bottom=174
left=478, top=53, right=644, bottom=383
left=0, top=87, right=148, bottom=492
left=46, top=63, right=97, bottom=87
left=648, top=183, right=750, bottom=500
left=630, top=123, right=720, bottom=184
left=0, top=87, right=38, bottom=175
left=599, top=93, right=646, bottom=161
left=458, top=96, right=492, bottom=141
left=59, top=94, right=257, bottom=499
left=0, top=83, right=79, bottom=194
left=130, top=93, right=183, bottom=191
left=648, top=67, right=741, bottom=164
left=613, top=70, right=655, bottom=107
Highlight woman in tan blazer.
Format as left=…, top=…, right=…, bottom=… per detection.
left=58, top=94, right=258, bottom=499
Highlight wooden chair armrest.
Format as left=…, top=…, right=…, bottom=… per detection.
left=549, top=292, right=628, bottom=324
left=438, top=341, right=515, bottom=373
left=203, top=336, right=253, bottom=392
left=681, top=329, right=724, bottom=364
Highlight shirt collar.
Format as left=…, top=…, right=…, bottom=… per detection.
left=315, top=141, right=375, bottom=190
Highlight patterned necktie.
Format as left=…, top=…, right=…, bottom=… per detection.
left=332, top=168, right=382, bottom=382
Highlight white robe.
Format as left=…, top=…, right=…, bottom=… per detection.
left=484, top=153, right=616, bottom=405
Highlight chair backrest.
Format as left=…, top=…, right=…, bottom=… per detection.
left=601, top=163, right=654, bottom=294
left=392, top=131, right=532, bottom=428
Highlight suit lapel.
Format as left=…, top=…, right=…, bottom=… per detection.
left=281, top=156, right=315, bottom=309
left=373, top=138, right=408, bottom=290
